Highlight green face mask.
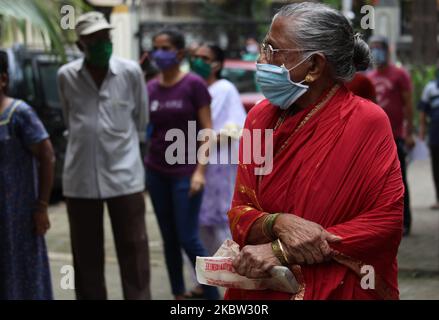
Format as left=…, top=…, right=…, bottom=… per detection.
left=86, top=40, right=113, bottom=68
left=190, top=57, right=212, bottom=79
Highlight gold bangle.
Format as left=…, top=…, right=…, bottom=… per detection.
left=278, top=239, right=290, bottom=265
left=263, top=213, right=280, bottom=241
left=271, top=239, right=289, bottom=266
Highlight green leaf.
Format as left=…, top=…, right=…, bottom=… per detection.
left=0, top=0, right=90, bottom=61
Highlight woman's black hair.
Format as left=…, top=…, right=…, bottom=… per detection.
left=153, top=29, right=185, bottom=50
left=206, top=44, right=225, bottom=79
left=0, top=51, right=8, bottom=76
left=0, top=51, right=8, bottom=93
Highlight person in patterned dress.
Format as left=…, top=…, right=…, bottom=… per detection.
left=0, top=51, right=55, bottom=300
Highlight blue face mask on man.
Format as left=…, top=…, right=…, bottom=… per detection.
left=371, top=48, right=388, bottom=66
left=255, top=53, right=314, bottom=110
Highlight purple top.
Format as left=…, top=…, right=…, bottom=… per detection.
left=146, top=73, right=211, bottom=176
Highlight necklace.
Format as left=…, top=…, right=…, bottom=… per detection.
left=273, top=84, right=340, bottom=158
left=256, top=84, right=340, bottom=185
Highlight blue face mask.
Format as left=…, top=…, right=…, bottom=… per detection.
left=151, top=49, right=179, bottom=71
left=255, top=54, right=313, bottom=110
left=371, top=48, right=387, bottom=66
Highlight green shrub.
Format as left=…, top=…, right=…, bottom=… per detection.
left=409, top=65, right=437, bottom=127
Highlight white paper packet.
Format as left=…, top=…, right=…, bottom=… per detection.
left=195, top=240, right=299, bottom=293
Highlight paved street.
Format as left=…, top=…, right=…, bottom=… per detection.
left=46, top=159, right=439, bottom=300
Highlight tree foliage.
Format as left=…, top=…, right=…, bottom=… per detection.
left=0, top=0, right=89, bottom=60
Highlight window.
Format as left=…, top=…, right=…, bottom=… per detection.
left=400, top=0, right=413, bottom=35
left=38, top=63, right=61, bottom=108
left=22, top=62, right=36, bottom=104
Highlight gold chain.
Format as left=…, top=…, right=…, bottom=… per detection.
left=256, top=84, right=340, bottom=185
left=273, top=109, right=290, bottom=131
left=275, top=84, right=340, bottom=157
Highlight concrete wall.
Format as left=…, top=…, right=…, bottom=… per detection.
left=111, top=4, right=140, bottom=61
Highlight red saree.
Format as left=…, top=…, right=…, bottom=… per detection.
left=226, top=85, right=404, bottom=300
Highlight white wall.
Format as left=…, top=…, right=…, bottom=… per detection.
left=373, top=0, right=401, bottom=62
left=111, top=5, right=140, bottom=61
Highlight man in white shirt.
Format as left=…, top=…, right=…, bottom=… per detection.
left=57, top=12, right=150, bottom=300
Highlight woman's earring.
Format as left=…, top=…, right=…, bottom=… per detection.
left=305, top=75, right=314, bottom=83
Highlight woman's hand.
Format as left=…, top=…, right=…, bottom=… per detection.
left=273, top=214, right=341, bottom=265
left=232, top=243, right=281, bottom=279
left=189, top=168, right=205, bottom=196
left=29, top=139, right=54, bottom=236
left=405, top=135, right=416, bottom=151
left=33, top=210, right=51, bottom=236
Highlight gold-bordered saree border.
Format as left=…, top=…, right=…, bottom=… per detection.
left=286, top=254, right=398, bottom=300
left=332, top=253, right=398, bottom=300
left=290, top=265, right=306, bottom=300
left=234, top=165, right=264, bottom=212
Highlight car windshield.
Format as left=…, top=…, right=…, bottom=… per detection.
left=221, top=67, right=261, bottom=93
left=38, top=63, right=61, bottom=108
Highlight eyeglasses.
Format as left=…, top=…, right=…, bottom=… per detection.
left=260, top=42, right=304, bottom=63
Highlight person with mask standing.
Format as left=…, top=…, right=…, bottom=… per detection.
left=368, top=36, right=415, bottom=237
left=227, top=2, right=404, bottom=300
left=145, top=29, right=219, bottom=300
left=0, top=51, right=55, bottom=300
left=419, top=65, right=439, bottom=210
left=242, top=37, right=260, bottom=61
left=190, top=44, right=246, bottom=254
left=183, top=44, right=246, bottom=299
left=57, top=12, right=150, bottom=300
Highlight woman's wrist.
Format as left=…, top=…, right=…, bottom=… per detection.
left=262, top=213, right=280, bottom=241
left=271, top=239, right=290, bottom=266
left=34, top=199, right=49, bottom=213
left=272, top=213, right=288, bottom=238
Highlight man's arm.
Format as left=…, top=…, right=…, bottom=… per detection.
left=419, top=111, right=428, bottom=140
left=400, top=68, right=415, bottom=149
left=418, top=83, right=432, bottom=141
left=132, top=65, right=149, bottom=142
left=57, top=70, right=69, bottom=130
left=402, top=90, right=415, bottom=148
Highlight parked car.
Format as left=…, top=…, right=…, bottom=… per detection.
left=222, top=59, right=264, bottom=112
left=1, top=44, right=79, bottom=194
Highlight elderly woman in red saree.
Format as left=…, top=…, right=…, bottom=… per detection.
left=227, top=2, right=404, bottom=300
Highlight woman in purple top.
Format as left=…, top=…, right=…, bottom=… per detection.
left=145, top=29, right=219, bottom=300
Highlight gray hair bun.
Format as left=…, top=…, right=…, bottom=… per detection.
left=353, top=33, right=371, bottom=72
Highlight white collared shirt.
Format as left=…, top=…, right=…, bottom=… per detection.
left=57, top=56, right=148, bottom=199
